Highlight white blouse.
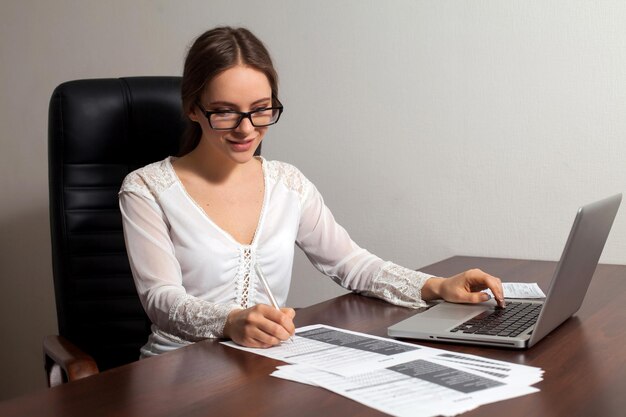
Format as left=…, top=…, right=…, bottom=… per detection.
left=119, top=156, right=433, bottom=356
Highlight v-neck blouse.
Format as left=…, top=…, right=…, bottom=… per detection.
left=170, top=156, right=268, bottom=247
left=119, top=157, right=433, bottom=356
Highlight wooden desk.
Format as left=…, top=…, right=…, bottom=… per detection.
left=2, top=256, right=625, bottom=416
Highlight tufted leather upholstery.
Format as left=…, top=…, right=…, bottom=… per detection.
left=48, top=77, right=185, bottom=371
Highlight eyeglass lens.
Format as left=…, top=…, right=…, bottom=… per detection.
left=210, top=109, right=280, bottom=129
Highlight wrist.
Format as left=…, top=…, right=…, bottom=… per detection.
left=223, top=308, right=242, bottom=339
left=421, top=277, right=445, bottom=301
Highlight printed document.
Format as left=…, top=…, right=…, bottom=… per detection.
left=483, top=282, right=546, bottom=299
left=222, top=324, right=542, bottom=417
left=223, top=325, right=434, bottom=376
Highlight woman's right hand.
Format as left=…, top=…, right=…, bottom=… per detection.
left=223, top=304, right=296, bottom=348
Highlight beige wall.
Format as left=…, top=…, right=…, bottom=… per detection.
left=1, top=0, right=626, bottom=401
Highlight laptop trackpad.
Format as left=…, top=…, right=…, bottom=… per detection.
left=419, top=302, right=494, bottom=325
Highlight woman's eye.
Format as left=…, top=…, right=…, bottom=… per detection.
left=213, top=112, right=237, bottom=120
left=253, top=107, right=272, bottom=114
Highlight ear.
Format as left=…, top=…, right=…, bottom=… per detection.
left=188, top=107, right=200, bottom=123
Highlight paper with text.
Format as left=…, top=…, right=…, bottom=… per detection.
left=222, top=324, right=439, bottom=376
left=223, top=324, right=542, bottom=417
left=484, top=282, right=546, bottom=299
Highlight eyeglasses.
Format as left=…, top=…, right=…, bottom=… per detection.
left=196, top=98, right=284, bottom=130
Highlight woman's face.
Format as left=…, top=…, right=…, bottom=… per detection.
left=190, top=65, right=273, bottom=165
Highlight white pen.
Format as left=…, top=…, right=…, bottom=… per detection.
left=254, top=263, right=279, bottom=309
left=254, top=263, right=293, bottom=343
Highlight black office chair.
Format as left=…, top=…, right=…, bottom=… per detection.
left=44, top=77, right=185, bottom=386
left=45, top=76, right=264, bottom=386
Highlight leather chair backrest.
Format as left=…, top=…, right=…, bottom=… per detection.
left=48, top=77, right=184, bottom=370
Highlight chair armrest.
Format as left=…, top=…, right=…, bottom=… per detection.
left=43, top=335, right=99, bottom=386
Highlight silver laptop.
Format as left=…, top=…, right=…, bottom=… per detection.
left=388, top=194, right=622, bottom=348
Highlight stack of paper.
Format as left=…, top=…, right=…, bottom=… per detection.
left=222, top=324, right=543, bottom=417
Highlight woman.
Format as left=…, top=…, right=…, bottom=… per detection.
left=119, top=27, right=505, bottom=357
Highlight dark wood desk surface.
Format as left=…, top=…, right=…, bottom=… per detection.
left=2, top=256, right=625, bottom=416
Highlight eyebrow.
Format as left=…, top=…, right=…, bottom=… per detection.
left=207, top=97, right=272, bottom=108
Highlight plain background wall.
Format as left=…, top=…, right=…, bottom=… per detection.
left=1, top=0, right=625, bottom=401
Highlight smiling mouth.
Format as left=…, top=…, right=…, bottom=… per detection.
left=226, top=138, right=254, bottom=144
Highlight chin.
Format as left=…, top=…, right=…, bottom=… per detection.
left=227, top=148, right=259, bottom=165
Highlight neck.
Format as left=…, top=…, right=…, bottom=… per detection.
left=182, top=139, right=258, bottom=184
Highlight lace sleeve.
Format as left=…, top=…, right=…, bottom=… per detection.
left=361, top=261, right=434, bottom=308
left=169, top=295, right=240, bottom=341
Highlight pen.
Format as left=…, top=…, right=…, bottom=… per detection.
left=254, top=263, right=279, bottom=309
left=254, top=263, right=293, bottom=343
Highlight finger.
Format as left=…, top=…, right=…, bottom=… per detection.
left=258, top=320, right=292, bottom=342
left=464, top=270, right=506, bottom=308
left=258, top=305, right=295, bottom=336
left=243, top=311, right=285, bottom=346
left=483, top=276, right=506, bottom=308
left=247, top=327, right=282, bottom=348
left=463, top=291, right=491, bottom=303
left=474, top=270, right=506, bottom=308
left=280, top=308, right=296, bottom=334
left=231, top=306, right=283, bottom=344
left=281, top=307, right=296, bottom=319
left=255, top=312, right=293, bottom=341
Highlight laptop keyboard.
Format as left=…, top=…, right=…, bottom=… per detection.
left=450, top=302, right=542, bottom=337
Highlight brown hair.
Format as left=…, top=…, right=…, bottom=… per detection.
left=178, top=26, right=279, bottom=156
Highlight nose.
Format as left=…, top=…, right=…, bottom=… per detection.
left=234, top=114, right=255, bottom=135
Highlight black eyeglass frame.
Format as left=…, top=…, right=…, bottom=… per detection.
left=196, top=98, right=284, bottom=130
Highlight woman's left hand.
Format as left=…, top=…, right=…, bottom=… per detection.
left=422, top=269, right=506, bottom=308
